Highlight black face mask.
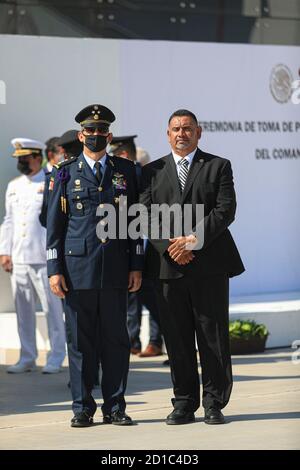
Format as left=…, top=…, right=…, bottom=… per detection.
left=17, top=160, right=31, bottom=175
left=84, top=135, right=108, bottom=153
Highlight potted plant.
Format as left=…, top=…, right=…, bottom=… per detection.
left=229, top=319, right=269, bottom=354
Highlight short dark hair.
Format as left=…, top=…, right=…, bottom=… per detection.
left=45, top=137, right=60, bottom=160
left=168, top=109, right=198, bottom=125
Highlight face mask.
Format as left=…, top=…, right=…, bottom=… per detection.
left=17, top=160, right=31, bottom=175
left=56, top=153, right=65, bottom=163
left=84, top=135, right=108, bottom=153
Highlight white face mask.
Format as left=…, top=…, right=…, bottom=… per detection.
left=54, top=153, right=65, bottom=164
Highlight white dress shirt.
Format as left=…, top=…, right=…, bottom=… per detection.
left=172, top=147, right=198, bottom=176
left=83, top=152, right=107, bottom=175
left=46, top=161, right=53, bottom=173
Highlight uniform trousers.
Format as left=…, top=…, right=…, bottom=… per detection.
left=156, top=273, right=232, bottom=412
left=64, top=288, right=130, bottom=416
left=127, top=279, right=162, bottom=350
left=10, top=264, right=66, bottom=366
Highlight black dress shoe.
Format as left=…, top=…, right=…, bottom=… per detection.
left=71, top=411, right=94, bottom=428
left=204, top=407, right=225, bottom=425
left=103, top=410, right=133, bottom=426
left=166, top=409, right=195, bottom=425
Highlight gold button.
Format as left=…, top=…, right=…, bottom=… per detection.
left=98, top=187, right=103, bottom=192
left=76, top=202, right=83, bottom=210
left=76, top=196, right=80, bottom=199
left=101, top=239, right=106, bottom=243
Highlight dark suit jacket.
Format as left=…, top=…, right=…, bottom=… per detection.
left=139, top=148, right=245, bottom=280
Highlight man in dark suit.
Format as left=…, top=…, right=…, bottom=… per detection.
left=46, top=104, right=143, bottom=427
left=140, top=109, right=245, bottom=425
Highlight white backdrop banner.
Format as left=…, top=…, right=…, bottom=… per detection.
left=0, top=36, right=299, bottom=308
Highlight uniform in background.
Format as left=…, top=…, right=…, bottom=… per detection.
left=110, top=135, right=163, bottom=357
left=0, top=138, right=66, bottom=374
left=39, top=130, right=83, bottom=228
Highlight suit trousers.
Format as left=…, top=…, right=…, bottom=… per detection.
left=64, top=288, right=130, bottom=416
left=156, top=273, right=232, bottom=412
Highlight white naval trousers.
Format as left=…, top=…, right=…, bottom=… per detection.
left=10, top=264, right=66, bottom=366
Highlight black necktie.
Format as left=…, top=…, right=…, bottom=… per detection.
left=94, top=161, right=103, bottom=183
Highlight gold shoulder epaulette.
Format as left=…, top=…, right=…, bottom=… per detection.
left=54, top=156, right=78, bottom=169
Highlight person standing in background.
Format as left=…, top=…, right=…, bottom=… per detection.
left=0, top=138, right=66, bottom=374
left=110, top=136, right=163, bottom=357
left=39, top=130, right=83, bottom=228
left=44, top=137, right=64, bottom=173
left=56, top=130, right=83, bottom=161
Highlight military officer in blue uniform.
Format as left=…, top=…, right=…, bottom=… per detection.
left=46, top=104, right=143, bottom=427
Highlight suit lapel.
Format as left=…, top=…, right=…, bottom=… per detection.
left=181, top=148, right=205, bottom=203
left=164, top=154, right=182, bottom=201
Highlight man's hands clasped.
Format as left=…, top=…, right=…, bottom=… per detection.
left=167, top=235, right=197, bottom=266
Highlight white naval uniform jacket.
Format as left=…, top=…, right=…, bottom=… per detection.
left=0, top=169, right=47, bottom=264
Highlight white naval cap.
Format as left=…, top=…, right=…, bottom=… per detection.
left=11, top=137, right=46, bottom=158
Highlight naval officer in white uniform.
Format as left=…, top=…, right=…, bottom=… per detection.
left=0, top=138, right=66, bottom=373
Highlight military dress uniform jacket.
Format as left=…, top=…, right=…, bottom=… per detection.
left=0, top=169, right=47, bottom=264
left=46, top=153, right=143, bottom=290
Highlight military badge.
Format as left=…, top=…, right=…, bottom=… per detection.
left=73, top=179, right=82, bottom=191
left=112, top=173, right=127, bottom=190
left=57, top=167, right=69, bottom=184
